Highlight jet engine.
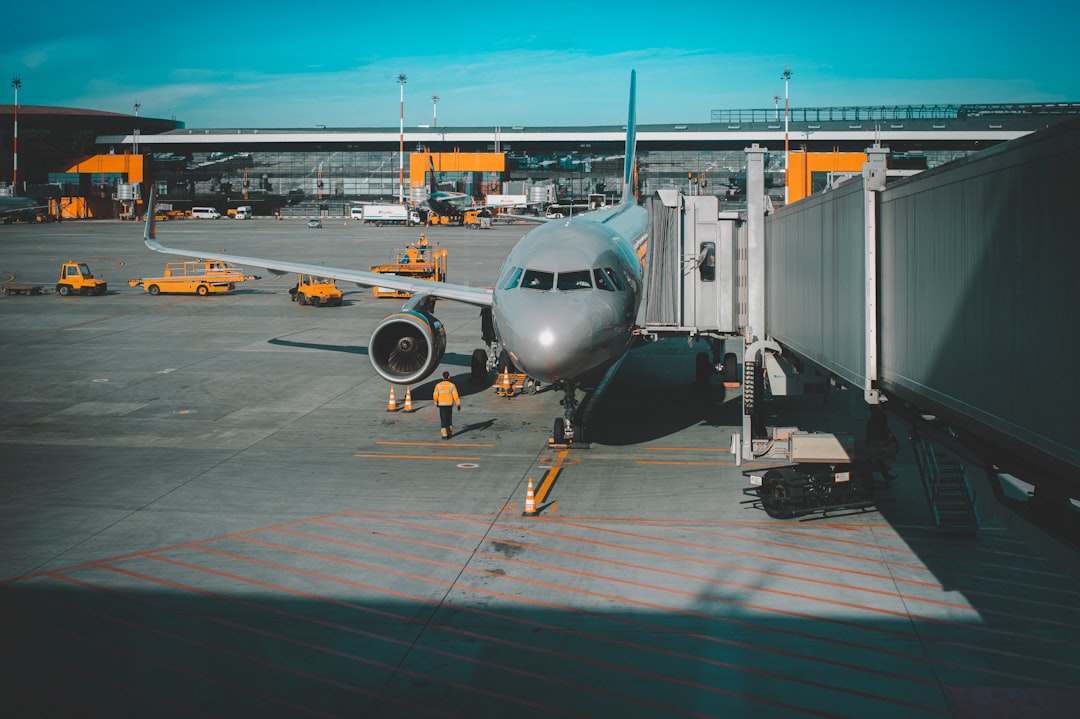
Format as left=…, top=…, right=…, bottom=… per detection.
left=368, top=309, right=446, bottom=384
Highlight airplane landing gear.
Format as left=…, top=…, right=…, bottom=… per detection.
left=552, top=383, right=581, bottom=445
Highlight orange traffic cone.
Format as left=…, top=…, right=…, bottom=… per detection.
left=502, top=366, right=514, bottom=397
left=387, top=386, right=398, bottom=412
left=522, top=477, right=537, bottom=517
left=403, top=385, right=413, bottom=412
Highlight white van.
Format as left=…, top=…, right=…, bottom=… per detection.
left=350, top=206, right=364, bottom=220
left=234, top=206, right=253, bottom=220
left=191, top=206, right=221, bottom=219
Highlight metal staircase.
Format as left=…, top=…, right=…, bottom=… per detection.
left=912, top=435, right=979, bottom=532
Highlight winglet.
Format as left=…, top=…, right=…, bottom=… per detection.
left=143, top=187, right=163, bottom=251
left=622, top=70, right=637, bottom=205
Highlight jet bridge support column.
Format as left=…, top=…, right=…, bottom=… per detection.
left=862, top=145, right=888, bottom=405
left=741, top=144, right=769, bottom=458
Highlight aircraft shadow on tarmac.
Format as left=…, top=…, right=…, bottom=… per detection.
left=584, top=339, right=742, bottom=446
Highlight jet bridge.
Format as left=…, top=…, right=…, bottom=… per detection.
left=636, top=190, right=743, bottom=338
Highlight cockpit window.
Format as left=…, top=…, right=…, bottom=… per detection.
left=593, top=268, right=613, bottom=291
left=603, top=268, right=623, bottom=291
left=521, top=269, right=554, bottom=290
left=557, top=270, right=592, bottom=291
left=500, top=266, right=524, bottom=290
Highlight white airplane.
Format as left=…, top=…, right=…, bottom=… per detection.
left=143, top=72, right=649, bottom=444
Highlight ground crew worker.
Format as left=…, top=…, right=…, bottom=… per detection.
left=433, top=371, right=461, bottom=439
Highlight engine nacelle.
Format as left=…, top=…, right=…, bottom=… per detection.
left=368, top=309, right=446, bottom=384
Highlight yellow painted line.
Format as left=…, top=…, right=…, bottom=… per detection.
left=534, top=467, right=560, bottom=505
left=533, top=449, right=568, bottom=505
left=377, top=440, right=494, bottom=448
left=353, top=453, right=482, bottom=461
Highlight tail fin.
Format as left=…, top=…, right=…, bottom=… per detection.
left=144, top=187, right=157, bottom=242
left=621, top=71, right=637, bottom=205
left=428, top=156, right=439, bottom=194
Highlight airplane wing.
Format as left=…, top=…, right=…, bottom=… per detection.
left=142, top=190, right=493, bottom=308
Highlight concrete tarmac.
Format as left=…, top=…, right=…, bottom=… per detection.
left=1, top=218, right=1077, bottom=718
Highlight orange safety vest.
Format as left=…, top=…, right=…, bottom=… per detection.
left=433, top=380, right=460, bottom=406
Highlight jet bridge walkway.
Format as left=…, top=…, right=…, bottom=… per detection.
left=752, top=119, right=1080, bottom=537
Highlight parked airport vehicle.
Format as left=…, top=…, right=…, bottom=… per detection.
left=191, top=206, right=221, bottom=219
left=368, top=240, right=447, bottom=298
left=234, top=206, right=253, bottom=220
left=354, top=204, right=419, bottom=226
left=56, top=260, right=108, bottom=296
left=290, top=274, right=343, bottom=307
left=127, top=260, right=257, bottom=296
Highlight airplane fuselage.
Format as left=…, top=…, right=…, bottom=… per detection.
left=492, top=202, right=647, bottom=384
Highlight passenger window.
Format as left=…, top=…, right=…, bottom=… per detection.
left=521, top=269, right=554, bottom=290
left=500, top=266, right=524, bottom=290
left=698, top=242, right=716, bottom=282
left=557, top=270, right=592, bottom=290
left=603, top=268, right=623, bottom=291
left=593, top=268, right=613, bottom=291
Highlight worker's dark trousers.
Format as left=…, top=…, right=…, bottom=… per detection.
left=438, top=405, right=454, bottom=436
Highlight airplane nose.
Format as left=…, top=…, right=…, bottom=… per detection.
left=505, top=309, right=592, bottom=382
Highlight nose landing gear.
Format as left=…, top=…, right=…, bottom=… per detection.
left=551, top=382, right=582, bottom=446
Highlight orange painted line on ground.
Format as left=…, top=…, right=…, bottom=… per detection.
left=101, top=560, right=595, bottom=718
left=189, top=537, right=859, bottom=716
left=290, top=519, right=956, bottom=696
left=145, top=558, right=720, bottom=719
left=252, top=514, right=1079, bottom=693
left=432, top=514, right=1080, bottom=668
left=353, top=453, right=482, bottom=461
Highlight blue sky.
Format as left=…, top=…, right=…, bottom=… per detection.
left=4, top=1, right=1076, bottom=128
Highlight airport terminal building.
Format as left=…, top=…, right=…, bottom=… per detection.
left=1, top=101, right=1077, bottom=218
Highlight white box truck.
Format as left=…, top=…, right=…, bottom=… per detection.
left=355, top=204, right=419, bottom=226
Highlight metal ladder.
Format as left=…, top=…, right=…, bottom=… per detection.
left=912, top=436, right=979, bottom=532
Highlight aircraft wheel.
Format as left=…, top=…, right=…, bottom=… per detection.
left=148, top=285, right=160, bottom=296
left=553, top=417, right=567, bottom=445
left=761, top=471, right=795, bottom=519
left=471, top=349, right=488, bottom=383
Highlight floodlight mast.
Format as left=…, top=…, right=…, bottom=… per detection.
left=782, top=67, right=792, bottom=204
left=11, top=75, right=21, bottom=188
left=398, top=73, right=407, bottom=205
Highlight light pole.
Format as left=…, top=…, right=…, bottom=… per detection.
left=781, top=67, right=792, bottom=204
left=11, top=75, right=21, bottom=189
left=432, top=94, right=438, bottom=128
left=398, top=73, right=406, bottom=205
left=133, top=100, right=140, bottom=156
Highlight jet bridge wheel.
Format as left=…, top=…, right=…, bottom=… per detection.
left=760, top=470, right=796, bottom=519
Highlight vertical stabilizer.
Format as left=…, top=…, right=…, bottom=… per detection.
left=622, top=70, right=637, bottom=205
left=144, top=187, right=157, bottom=242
